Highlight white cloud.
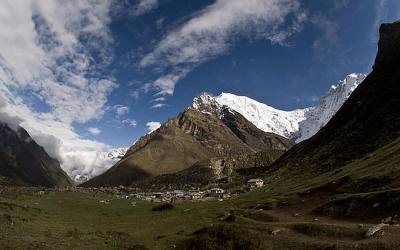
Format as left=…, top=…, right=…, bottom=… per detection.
left=0, top=93, right=23, bottom=130
left=113, top=0, right=159, bottom=17
left=0, top=0, right=117, bottom=123
left=146, top=121, right=161, bottom=133
left=114, top=105, right=130, bottom=117
left=88, top=127, right=101, bottom=135
left=372, top=0, right=400, bottom=40
left=122, top=119, right=138, bottom=128
left=140, top=0, right=306, bottom=97
left=0, top=0, right=120, bottom=183
left=152, top=97, right=166, bottom=102
left=133, top=0, right=159, bottom=16
left=130, top=90, right=140, bottom=100
left=112, top=105, right=137, bottom=128
left=156, top=17, right=165, bottom=30
left=151, top=103, right=167, bottom=109
left=0, top=93, right=119, bottom=183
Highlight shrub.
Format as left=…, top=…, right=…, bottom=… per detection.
left=185, top=224, right=266, bottom=250
left=151, top=203, right=174, bottom=212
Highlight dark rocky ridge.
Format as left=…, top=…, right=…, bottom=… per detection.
left=0, top=123, right=73, bottom=187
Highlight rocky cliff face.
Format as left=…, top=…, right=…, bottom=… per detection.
left=0, top=123, right=73, bottom=187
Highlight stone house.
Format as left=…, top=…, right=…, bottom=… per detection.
left=247, top=178, right=264, bottom=188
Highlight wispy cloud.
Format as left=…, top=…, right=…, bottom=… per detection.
left=372, top=0, right=389, bottom=40
left=371, top=0, right=400, bottom=41
left=88, top=127, right=101, bottom=135
left=113, top=0, right=159, bottom=17
left=122, top=118, right=138, bottom=128
left=0, top=0, right=116, bottom=123
left=133, top=0, right=159, bottom=16
left=113, top=105, right=130, bottom=117
left=311, top=15, right=339, bottom=61
left=140, top=0, right=306, bottom=101
left=151, top=103, right=167, bottom=109
left=312, top=15, right=339, bottom=46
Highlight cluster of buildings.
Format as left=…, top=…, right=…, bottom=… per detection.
left=59, top=178, right=265, bottom=203
left=120, top=187, right=230, bottom=203
left=114, top=179, right=264, bottom=203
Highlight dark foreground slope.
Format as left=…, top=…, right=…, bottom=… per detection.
left=0, top=123, right=73, bottom=187
left=83, top=108, right=292, bottom=187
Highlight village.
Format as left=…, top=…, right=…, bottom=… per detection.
left=81, top=178, right=265, bottom=204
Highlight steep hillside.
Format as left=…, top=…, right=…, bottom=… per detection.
left=82, top=107, right=292, bottom=187
left=137, top=149, right=285, bottom=189
left=0, top=123, right=73, bottom=187
left=263, top=21, right=400, bottom=192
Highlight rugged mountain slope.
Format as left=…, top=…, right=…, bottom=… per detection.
left=200, top=73, right=366, bottom=142
left=0, top=123, right=73, bottom=187
left=82, top=107, right=292, bottom=187
left=264, top=21, right=400, bottom=192
left=137, top=150, right=285, bottom=189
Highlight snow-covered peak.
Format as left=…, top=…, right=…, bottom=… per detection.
left=215, top=92, right=307, bottom=138
left=327, top=73, right=364, bottom=98
left=191, top=73, right=367, bottom=142
left=294, top=73, right=367, bottom=142
left=191, top=92, right=224, bottom=116
left=105, top=147, right=127, bottom=160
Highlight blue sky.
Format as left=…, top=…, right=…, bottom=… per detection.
left=91, top=0, right=400, bottom=148
left=0, top=0, right=399, bottom=180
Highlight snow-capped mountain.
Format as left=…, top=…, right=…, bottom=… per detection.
left=104, top=147, right=127, bottom=160
left=294, top=73, right=367, bottom=142
left=192, top=73, right=367, bottom=143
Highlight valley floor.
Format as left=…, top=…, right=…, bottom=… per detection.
left=1, top=187, right=400, bottom=250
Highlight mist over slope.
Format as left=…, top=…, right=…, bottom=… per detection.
left=0, top=123, right=73, bottom=187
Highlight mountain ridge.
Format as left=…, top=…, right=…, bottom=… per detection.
left=193, top=72, right=367, bottom=143
left=0, top=123, right=73, bottom=187
left=82, top=105, right=292, bottom=187
left=261, top=21, right=400, bottom=192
